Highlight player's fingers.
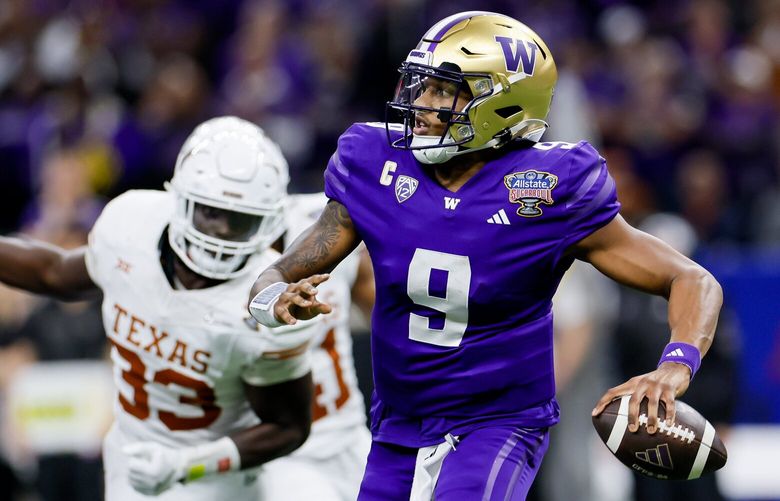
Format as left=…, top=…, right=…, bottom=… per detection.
left=128, top=475, right=156, bottom=496
left=592, top=388, right=620, bottom=416
left=662, top=391, right=677, bottom=426
left=592, top=385, right=629, bottom=416
left=627, top=390, right=646, bottom=433
left=646, top=391, right=660, bottom=434
left=122, top=443, right=152, bottom=458
left=288, top=294, right=313, bottom=308
left=308, top=273, right=330, bottom=286
left=592, top=394, right=614, bottom=416
left=293, top=284, right=318, bottom=299
left=274, top=302, right=298, bottom=325
left=293, top=275, right=328, bottom=296
left=293, top=300, right=332, bottom=321
left=127, top=457, right=155, bottom=477
left=313, top=301, right=332, bottom=315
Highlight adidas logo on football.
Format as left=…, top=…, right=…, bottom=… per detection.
left=487, top=209, right=511, bottom=225
left=635, top=443, right=674, bottom=470
left=666, top=348, right=685, bottom=357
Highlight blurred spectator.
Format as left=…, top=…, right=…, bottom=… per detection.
left=217, top=0, right=319, bottom=186
left=603, top=146, right=657, bottom=225
left=674, top=150, right=743, bottom=243
left=0, top=0, right=777, bottom=224
left=112, top=54, right=209, bottom=192
left=21, top=148, right=107, bottom=240
left=750, top=182, right=780, bottom=244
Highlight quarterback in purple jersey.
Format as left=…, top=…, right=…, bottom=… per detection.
left=249, top=11, right=723, bottom=501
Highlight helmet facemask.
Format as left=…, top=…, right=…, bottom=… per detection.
left=384, top=12, right=558, bottom=164
left=386, top=62, right=492, bottom=164
left=168, top=194, right=284, bottom=281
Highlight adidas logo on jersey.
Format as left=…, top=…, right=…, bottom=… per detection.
left=487, top=209, right=511, bottom=225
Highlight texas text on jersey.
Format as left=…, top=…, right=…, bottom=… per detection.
left=89, top=190, right=324, bottom=500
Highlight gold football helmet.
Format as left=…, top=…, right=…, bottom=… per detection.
left=387, top=11, right=557, bottom=164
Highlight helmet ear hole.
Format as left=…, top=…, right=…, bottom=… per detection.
left=495, top=105, right=523, bottom=119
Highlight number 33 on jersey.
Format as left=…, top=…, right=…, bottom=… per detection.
left=86, top=191, right=318, bottom=446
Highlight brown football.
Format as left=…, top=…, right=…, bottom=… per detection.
left=592, top=395, right=727, bottom=480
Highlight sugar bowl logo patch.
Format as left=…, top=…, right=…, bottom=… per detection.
left=395, top=175, right=419, bottom=203
left=504, top=170, right=558, bottom=217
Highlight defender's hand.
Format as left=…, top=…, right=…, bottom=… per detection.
left=123, top=442, right=185, bottom=496
left=274, top=274, right=332, bottom=325
left=591, top=363, right=691, bottom=434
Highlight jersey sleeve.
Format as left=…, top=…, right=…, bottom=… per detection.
left=562, top=141, right=621, bottom=247
left=84, top=199, right=117, bottom=290
left=239, top=321, right=317, bottom=386
left=323, top=124, right=364, bottom=207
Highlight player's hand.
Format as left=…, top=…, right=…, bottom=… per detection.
left=274, top=274, right=332, bottom=325
left=591, top=363, right=691, bottom=435
left=123, top=441, right=186, bottom=496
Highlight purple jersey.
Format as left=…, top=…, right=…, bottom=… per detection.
left=325, top=123, right=619, bottom=446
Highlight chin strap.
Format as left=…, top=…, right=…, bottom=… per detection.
left=411, top=119, right=549, bottom=165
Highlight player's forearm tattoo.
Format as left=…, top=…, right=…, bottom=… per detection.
left=275, top=201, right=354, bottom=278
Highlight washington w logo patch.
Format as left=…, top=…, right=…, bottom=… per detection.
left=395, top=175, right=418, bottom=203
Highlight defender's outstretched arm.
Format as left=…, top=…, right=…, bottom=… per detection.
left=248, top=200, right=361, bottom=325
left=0, top=236, right=97, bottom=300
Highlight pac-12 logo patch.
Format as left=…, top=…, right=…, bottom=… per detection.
left=504, top=170, right=558, bottom=217
left=395, top=175, right=419, bottom=203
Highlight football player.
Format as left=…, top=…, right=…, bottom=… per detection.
left=248, top=11, right=723, bottom=500
left=257, top=192, right=373, bottom=501
left=0, top=116, right=370, bottom=500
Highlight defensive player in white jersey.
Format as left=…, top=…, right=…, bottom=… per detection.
left=0, top=117, right=363, bottom=500
left=255, top=192, right=373, bottom=501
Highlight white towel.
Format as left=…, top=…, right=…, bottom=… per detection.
left=409, top=434, right=459, bottom=501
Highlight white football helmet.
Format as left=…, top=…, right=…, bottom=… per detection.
left=167, top=116, right=289, bottom=280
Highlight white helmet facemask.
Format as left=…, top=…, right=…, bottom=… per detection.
left=167, top=116, right=289, bottom=280
left=410, top=117, right=549, bottom=165
left=410, top=133, right=460, bottom=164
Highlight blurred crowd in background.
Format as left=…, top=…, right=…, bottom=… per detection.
left=1, top=0, right=780, bottom=243
left=0, top=0, right=777, bottom=500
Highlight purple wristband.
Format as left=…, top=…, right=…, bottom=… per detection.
left=657, top=342, right=701, bottom=379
